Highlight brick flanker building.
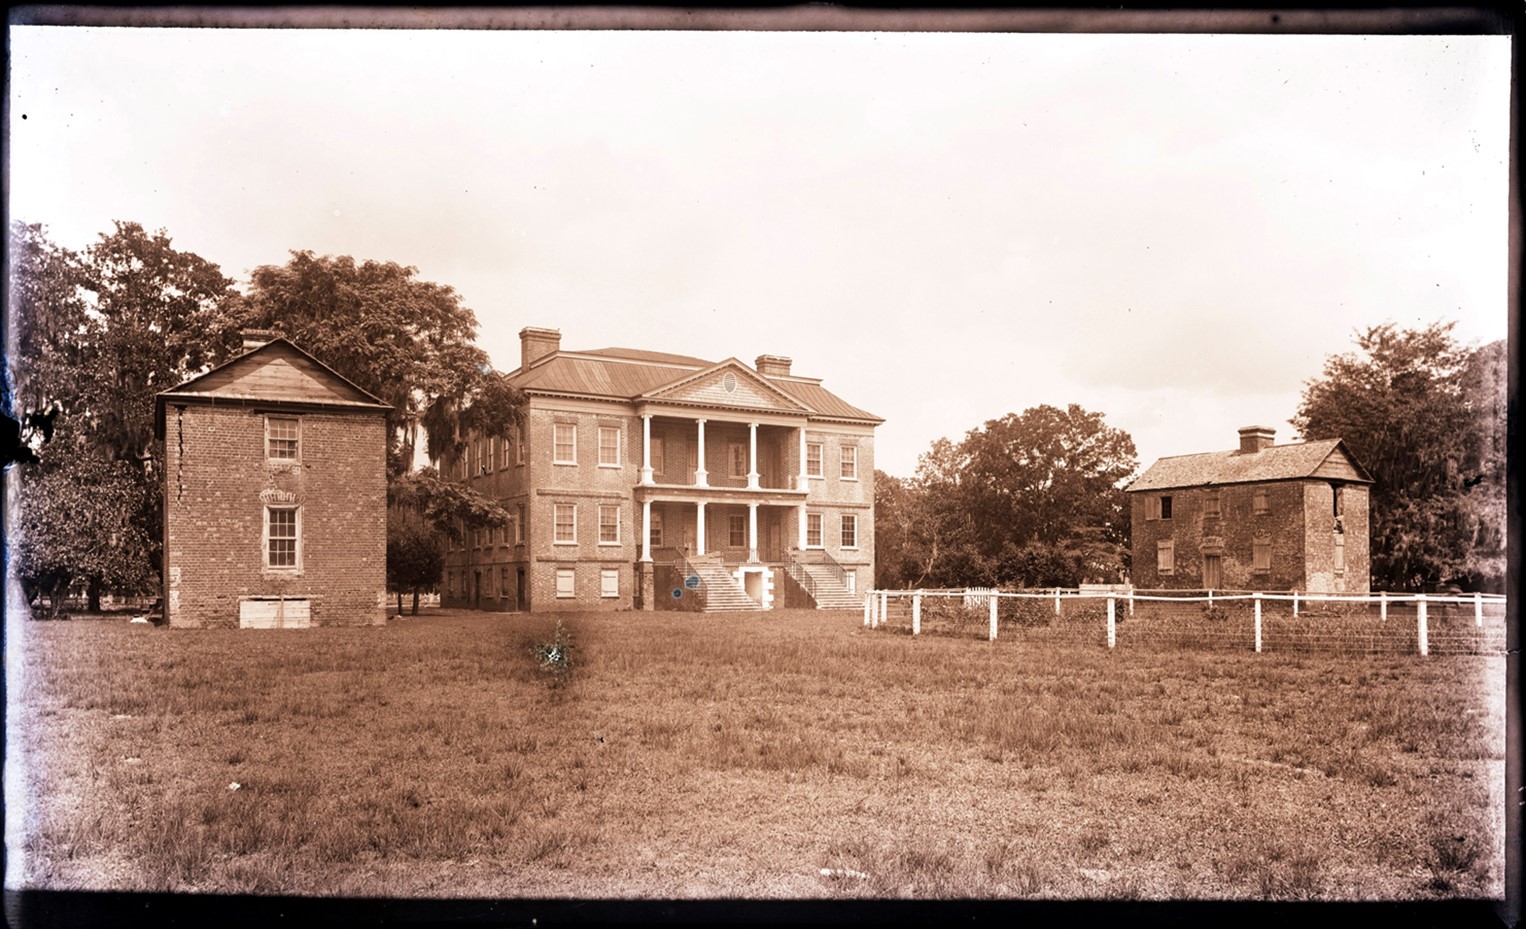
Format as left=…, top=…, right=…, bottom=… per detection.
left=439, top=327, right=883, bottom=612
left=155, top=332, right=392, bottom=628
left=1127, top=426, right=1374, bottom=593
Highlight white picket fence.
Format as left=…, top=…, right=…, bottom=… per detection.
left=863, top=587, right=1508, bottom=656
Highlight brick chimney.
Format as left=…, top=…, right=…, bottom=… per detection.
left=519, top=327, right=561, bottom=368
left=1238, top=425, right=1276, bottom=453
left=240, top=329, right=280, bottom=352
left=755, top=354, right=792, bottom=377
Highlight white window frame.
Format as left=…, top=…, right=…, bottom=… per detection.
left=728, top=442, right=747, bottom=479
left=264, top=505, right=301, bottom=571
left=553, top=422, right=577, bottom=465
left=598, top=426, right=622, bottom=468
left=516, top=427, right=526, bottom=465
left=556, top=567, right=576, bottom=599
left=553, top=503, right=577, bottom=545
left=650, top=436, right=665, bottom=477
left=600, top=568, right=620, bottom=599
left=841, top=513, right=858, bottom=549
left=728, top=514, right=747, bottom=548
left=806, top=512, right=824, bottom=549
left=1156, top=539, right=1174, bottom=575
left=515, top=503, right=526, bottom=544
left=806, top=442, right=823, bottom=479
left=649, top=510, right=664, bottom=549
left=840, top=445, right=858, bottom=481
left=266, top=415, right=300, bottom=462
left=598, top=504, right=621, bottom=545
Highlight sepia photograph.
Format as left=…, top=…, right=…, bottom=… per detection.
left=3, top=7, right=1515, bottom=925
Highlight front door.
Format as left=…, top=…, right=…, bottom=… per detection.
left=1203, top=555, right=1222, bottom=590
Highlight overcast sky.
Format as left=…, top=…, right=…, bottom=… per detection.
left=6, top=26, right=1510, bottom=477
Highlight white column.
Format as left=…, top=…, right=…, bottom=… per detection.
left=640, top=414, right=653, bottom=485
left=864, top=593, right=873, bottom=627
left=798, top=425, right=808, bottom=490
left=694, top=419, right=708, bottom=487
left=1107, top=597, right=1116, bottom=649
left=989, top=594, right=999, bottom=642
left=1253, top=593, right=1262, bottom=653
left=695, top=502, right=706, bottom=556
left=1380, top=590, right=1388, bottom=623
left=878, top=590, right=887, bottom=628
left=797, top=503, right=807, bottom=550
left=747, top=501, right=758, bottom=563
left=1292, top=590, right=1299, bottom=617
left=1417, top=594, right=1429, bottom=656
left=641, top=499, right=652, bottom=562
left=912, top=592, right=922, bottom=636
left=1474, top=591, right=1483, bottom=627
left=747, top=422, right=760, bottom=490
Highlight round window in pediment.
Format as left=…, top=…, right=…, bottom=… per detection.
left=722, top=372, right=737, bottom=394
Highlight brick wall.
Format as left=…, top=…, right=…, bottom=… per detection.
left=163, top=403, right=387, bottom=628
left=1131, top=481, right=1310, bottom=591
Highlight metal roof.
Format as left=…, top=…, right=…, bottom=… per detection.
left=1126, top=439, right=1373, bottom=492
left=508, top=345, right=881, bottom=423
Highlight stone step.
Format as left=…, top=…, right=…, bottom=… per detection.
left=797, top=564, right=863, bottom=610
left=688, top=564, right=765, bottom=612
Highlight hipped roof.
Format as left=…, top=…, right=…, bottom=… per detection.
left=508, top=345, right=882, bottom=423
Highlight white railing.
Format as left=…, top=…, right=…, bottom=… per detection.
left=862, top=587, right=1508, bottom=656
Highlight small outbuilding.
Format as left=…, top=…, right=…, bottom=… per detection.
left=1126, top=426, right=1374, bottom=593
left=154, top=331, right=392, bottom=627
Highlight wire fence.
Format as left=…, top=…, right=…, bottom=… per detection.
left=863, top=588, right=1509, bottom=656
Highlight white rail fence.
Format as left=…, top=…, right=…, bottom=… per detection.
left=863, top=587, right=1508, bottom=656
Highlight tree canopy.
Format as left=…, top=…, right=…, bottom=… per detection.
left=875, top=404, right=1137, bottom=589
left=8, top=221, right=238, bottom=603
left=232, top=251, right=525, bottom=474
left=1292, top=322, right=1505, bottom=591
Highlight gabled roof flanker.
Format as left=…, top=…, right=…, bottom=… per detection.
left=507, top=344, right=882, bottom=423
left=158, top=338, right=392, bottom=410
left=1126, top=439, right=1374, bottom=492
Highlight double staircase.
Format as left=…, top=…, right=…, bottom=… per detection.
left=684, top=558, right=765, bottom=612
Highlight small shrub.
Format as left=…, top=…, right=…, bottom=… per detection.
left=531, top=621, right=575, bottom=687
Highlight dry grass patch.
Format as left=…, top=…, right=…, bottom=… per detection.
left=6, top=608, right=1505, bottom=900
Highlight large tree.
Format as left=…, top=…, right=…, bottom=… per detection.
left=875, top=405, right=1137, bottom=589
left=8, top=221, right=238, bottom=606
left=232, top=251, right=525, bottom=473
left=1292, top=322, right=1505, bottom=591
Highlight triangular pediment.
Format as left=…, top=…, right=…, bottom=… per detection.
left=641, top=359, right=813, bottom=414
left=163, top=340, right=387, bottom=408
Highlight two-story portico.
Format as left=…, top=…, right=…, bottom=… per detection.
left=437, top=329, right=880, bottom=613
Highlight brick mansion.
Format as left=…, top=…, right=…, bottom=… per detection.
left=438, top=328, right=882, bottom=613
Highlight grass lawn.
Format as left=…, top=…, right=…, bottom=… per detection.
left=4, top=607, right=1506, bottom=900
